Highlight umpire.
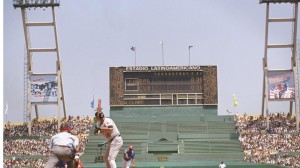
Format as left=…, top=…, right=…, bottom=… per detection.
left=45, top=122, right=79, bottom=168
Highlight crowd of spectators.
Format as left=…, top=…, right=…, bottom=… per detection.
left=4, top=115, right=93, bottom=137
left=235, top=112, right=297, bottom=134
left=4, top=139, right=50, bottom=155
left=3, top=115, right=93, bottom=167
left=235, top=112, right=300, bottom=168
left=4, top=157, right=47, bottom=168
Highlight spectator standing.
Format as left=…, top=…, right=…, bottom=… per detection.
left=45, top=122, right=79, bottom=168
left=94, top=111, right=123, bottom=168
left=122, top=145, right=136, bottom=168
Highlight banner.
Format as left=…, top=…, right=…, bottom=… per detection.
left=233, top=94, right=239, bottom=107
left=31, top=75, right=58, bottom=103
left=267, top=70, right=295, bottom=100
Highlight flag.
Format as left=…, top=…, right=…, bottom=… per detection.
left=5, top=103, right=8, bottom=115
left=189, top=45, right=193, bottom=49
left=90, top=96, right=94, bottom=109
left=233, top=94, right=239, bottom=107
left=131, top=46, right=136, bottom=51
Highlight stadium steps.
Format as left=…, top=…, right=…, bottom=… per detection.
left=82, top=160, right=286, bottom=168
left=80, top=111, right=283, bottom=167
left=81, top=120, right=243, bottom=163
left=182, top=140, right=242, bottom=153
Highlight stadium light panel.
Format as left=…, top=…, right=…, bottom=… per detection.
left=260, top=0, right=300, bottom=3
left=13, top=0, right=60, bottom=8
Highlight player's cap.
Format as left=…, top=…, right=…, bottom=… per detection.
left=129, top=145, right=133, bottom=150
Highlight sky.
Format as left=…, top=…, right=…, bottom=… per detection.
left=3, top=0, right=300, bottom=123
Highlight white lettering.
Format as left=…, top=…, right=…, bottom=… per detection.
left=125, top=66, right=203, bottom=71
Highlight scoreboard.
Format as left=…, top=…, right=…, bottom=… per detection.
left=124, top=71, right=203, bottom=93
left=110, top=66, right=218, bottom=106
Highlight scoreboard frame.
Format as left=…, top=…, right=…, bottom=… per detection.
left=109, top=66, right=218, bottom=106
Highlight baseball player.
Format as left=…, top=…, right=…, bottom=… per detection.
left=74, top=153, right=84, bottom=168
left=94, top=111, right=123, bottom=168
left=219, top=161, right=226, bottom=168
left=122, top=145, right=136, bottom=168
left=45, top=122, right=80, bottom=168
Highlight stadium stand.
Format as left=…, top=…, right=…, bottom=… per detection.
left=4, top=109, right=299, bottom=167
left=80, top=106, right=288, bottom=168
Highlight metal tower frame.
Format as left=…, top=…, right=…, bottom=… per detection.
left=260, top=0, right=300, bottom=131
left=13, top=0, right=66, bottom=135
left=23, top=45, right=28, bottom=123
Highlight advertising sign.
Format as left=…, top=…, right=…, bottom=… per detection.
left=31, top=75, right=58, bottom=103
left=267, top=70, right=295, bottom=100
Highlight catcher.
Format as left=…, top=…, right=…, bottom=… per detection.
left=122, top=145, right=136, bottom=168
left=74, top=153, right=84, bottom=168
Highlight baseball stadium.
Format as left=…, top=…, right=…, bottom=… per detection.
left=3, top=0, right=300, bottom=168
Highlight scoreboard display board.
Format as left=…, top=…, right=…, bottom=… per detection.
left=110, top=66, right=218, bottom=106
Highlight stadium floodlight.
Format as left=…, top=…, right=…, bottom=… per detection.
left=260, top=0, right=300, bottom=3
left=13, top=0, right=60, bottom=8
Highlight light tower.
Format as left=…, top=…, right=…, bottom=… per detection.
left=260, top=0, right=300, bottom=131
left=13, top=0, right=66, bottom=135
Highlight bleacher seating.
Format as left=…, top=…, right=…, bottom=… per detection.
left=4, top=108, right=290, bottom=167
left=80, top=106, right=280, bottom=167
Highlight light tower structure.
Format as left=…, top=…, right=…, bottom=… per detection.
left=260, top=0, right=300, bottom=131
left=13, top=0, right=66, bottom=135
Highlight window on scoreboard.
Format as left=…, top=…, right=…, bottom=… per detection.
left=125, top=78, right=138, bottom=91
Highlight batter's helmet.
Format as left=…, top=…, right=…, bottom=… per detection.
left=95, top=111, right=105, bottom=119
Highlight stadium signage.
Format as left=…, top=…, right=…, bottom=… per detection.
left=125, top=66, right=202, bottom=71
